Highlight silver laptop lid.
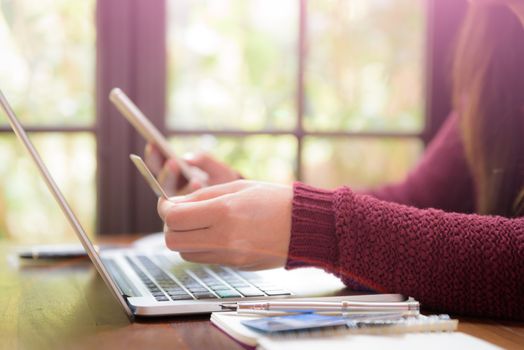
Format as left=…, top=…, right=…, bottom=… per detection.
left=0, top=89, right=134, bottom=319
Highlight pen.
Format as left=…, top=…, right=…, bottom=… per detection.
left=220, top=300, right=420, bottom=316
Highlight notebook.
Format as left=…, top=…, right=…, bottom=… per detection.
left=210, top=312, right=501, bottom=350
left=257, top=332, right=501, bottom=350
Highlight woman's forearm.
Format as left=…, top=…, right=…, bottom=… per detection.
left=286, top=182, right=524, bottom=321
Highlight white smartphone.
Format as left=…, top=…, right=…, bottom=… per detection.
left=109, top=88, right=208, bottom=186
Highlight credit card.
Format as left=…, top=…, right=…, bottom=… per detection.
left=241, top=313, right=348, bottom=333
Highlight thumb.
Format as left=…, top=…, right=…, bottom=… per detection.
left=158, top=160, right=179, bottom=196
left=183, top=153, right=214, bottom=172
left=174, top=180, right=248, bottom=203
left=157, top=197, right=175, bottom=222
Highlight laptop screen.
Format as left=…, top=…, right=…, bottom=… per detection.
left=0, top=89, right=133, bottom=318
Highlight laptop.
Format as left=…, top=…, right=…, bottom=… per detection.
left=0, top=89, right=404, bottom=319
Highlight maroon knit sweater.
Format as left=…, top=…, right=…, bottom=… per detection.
left=286, top=113, right=524, bottom=320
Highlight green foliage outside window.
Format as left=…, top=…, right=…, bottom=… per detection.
left=0, top=0, right=425, bottom=241
left=0, top=0, right=96, bottom=241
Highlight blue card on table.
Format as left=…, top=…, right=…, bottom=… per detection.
left=241, top=314, right=347, bottom=333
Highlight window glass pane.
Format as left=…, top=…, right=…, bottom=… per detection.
left=169, top=135, right=296, bottom=183
left=167, top=0, right=297, bottom=131
left=303, top=137, right=423, bottom=189
left=305, top=0, right=425, bottom=132
left=0, top=133, right=96, bottom=243
left=0, top=0, right=95, bottom=125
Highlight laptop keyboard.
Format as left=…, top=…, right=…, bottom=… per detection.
left=125, top=254, right=291, bottom=302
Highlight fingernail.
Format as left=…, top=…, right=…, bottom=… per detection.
left=166, top=158, right=179, bottom=171
left=190, top=181, right=202, bottom=191
left=168, top=195, right=187, bottom=203
left=183, top=152, right=196, bottom=161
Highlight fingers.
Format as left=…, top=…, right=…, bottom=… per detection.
left=172, top=180, right=248, bottom=204
left=178, top=249, right=282, bottom=269
left=144, top=143, right=164, bottom=175
left=182, top=178, right=204, bottom=194
left=179, top=251, right=240, bottom=266
left=186, top=166, right=210, bottom=187
left=184, top=153, right=215, bottom=186
left=157, top=160, right=178, bottom=196
left=179, top=252, right=215, bottom=264
left=146, top=145, right=202, bottom=195
left=158, top=159, right=199, bottom=195
left=158, top=197, right=226, bottom=231
left=185, top=152, right=241, bottom=185
left=150, top=150, right=239, bottom=196
left=178, top=249, right=242, bottom=266
left=165, top=230, right=221, bottom=253
left=184, top=153, right=213, bottom=172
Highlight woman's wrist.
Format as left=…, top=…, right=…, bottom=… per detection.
left=286, top=182, right=340, bottom=270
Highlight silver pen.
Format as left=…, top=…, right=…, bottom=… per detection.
left=220, top=300, right=420, bottom=316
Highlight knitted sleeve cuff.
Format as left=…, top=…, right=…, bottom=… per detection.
left=285, top=182, right=339, bottom=271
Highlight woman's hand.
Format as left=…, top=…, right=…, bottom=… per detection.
left=144, top=143, right=241, bottom=196
left=157, top=180, right=293, bottom=270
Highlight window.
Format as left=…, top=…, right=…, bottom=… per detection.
left=0, top=0, right=96, bottom=242
left=167, top=0, right=299, bottom=183
left=167, top=0, right=425, bottom=190
left=0, top=0, right=467, bottom=238
left=155, top=0, right=470, bottom=227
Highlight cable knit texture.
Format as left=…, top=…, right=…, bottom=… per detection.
left=286, top=113, right=524, bottom=320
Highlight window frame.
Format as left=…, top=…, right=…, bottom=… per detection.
left=151, top=0, right=468, bottom=235
left=95, top=0, right=166, bottom=235
left=0, top=0, right=469, bottom=235
left=162, top=0, right=465, bottom=180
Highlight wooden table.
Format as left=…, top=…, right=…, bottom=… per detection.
left=1, top=237, right=523, bottom=350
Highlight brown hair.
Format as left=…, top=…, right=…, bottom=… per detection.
left=453, top=3, right=524, bottom=217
